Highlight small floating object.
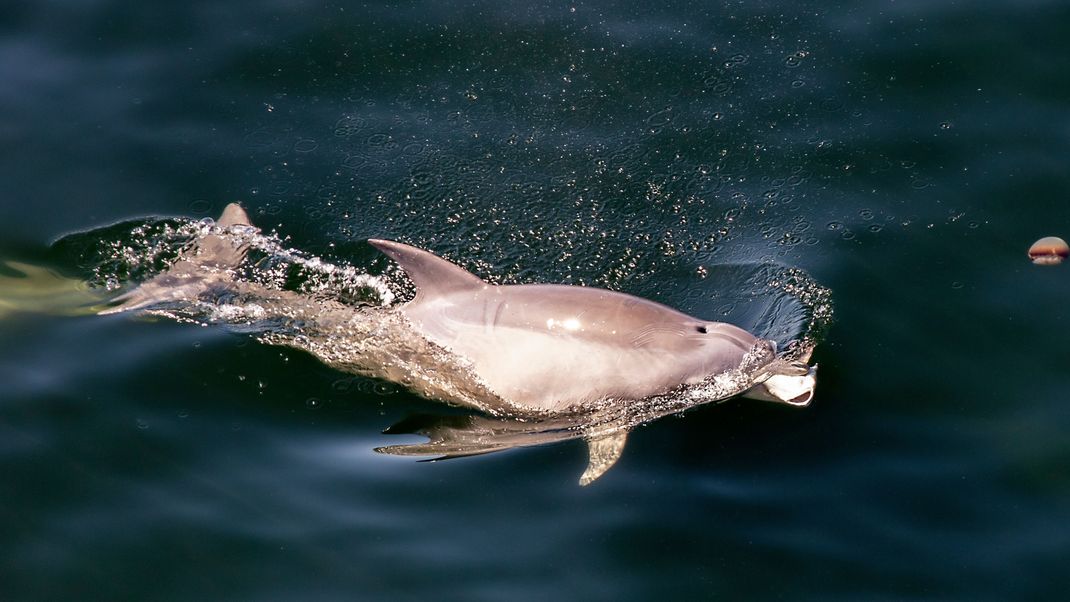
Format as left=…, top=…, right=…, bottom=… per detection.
left=1028, top=236, right=1069, bottom=265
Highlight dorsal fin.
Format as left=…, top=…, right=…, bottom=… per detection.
left=216, top=202, right=252, bottom=228
left=368, top=239, right=486, bottom=302
left=100, top=203, right=257, bottom=315
left=184, top=202, right=257, bottom=269
left=579, top=430, right=629, bottom=486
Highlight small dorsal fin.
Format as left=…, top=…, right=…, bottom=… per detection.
left=368, top=239, right=486, bottom=302
left=216, top=202, right=253, bottom=228
left=100, top=204, right=257, bottom=315
left=579, top=430, right=629, bottom=486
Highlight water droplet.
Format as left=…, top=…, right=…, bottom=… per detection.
left=784, top=50, right=808, bottom=68
left=293, top=138, right=318, bottom=153
left=1028, top=236, right=1068, bottom=265
left=646, top=107, right=673, bottom=127
left=820, top=98, right=844, bottom=112
left=940, top=121, right=953, bottom=130
left=136, top=419, right=149, bottom=430
left=826, top=221, right=843, bottom=231
left=711, top=81, right=732, bottom=96
left=306, top=397, right=320, bottom=408
left=367, top=133, right=391, bottom=147
left=951, top=281, right=964, bottom=289
left=244, top=129, right=274, bottom=149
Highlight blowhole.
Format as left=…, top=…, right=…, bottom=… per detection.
left=696, top=325, right=708, bottom=334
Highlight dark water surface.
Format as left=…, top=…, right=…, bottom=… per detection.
left=3, top=1, right=1069, bottom=600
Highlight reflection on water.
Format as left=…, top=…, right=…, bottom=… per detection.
left=0, top=260, right=104, bottom=317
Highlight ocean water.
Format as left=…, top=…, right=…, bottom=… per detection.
left=2, top=1, right=1069, bottom=600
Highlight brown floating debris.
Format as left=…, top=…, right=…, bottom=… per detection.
left=1028, top=236, right=1069, bottom=266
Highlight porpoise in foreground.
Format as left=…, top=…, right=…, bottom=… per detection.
left=367, top=238, right=815, bottom=412
left=100, top=204, right=818, bottom=484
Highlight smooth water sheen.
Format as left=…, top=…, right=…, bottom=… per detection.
left=2, top=1, right=1069, bottom=600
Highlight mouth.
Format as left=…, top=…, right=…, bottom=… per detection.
left=743, top=367, right=817, bottom=407
left=782, top=388, right=814, bottom=406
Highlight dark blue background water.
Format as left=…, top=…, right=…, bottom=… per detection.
left=2, top=1, right=1069, bottom=599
